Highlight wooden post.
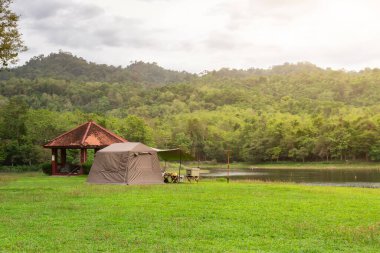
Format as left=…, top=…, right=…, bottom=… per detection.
left=60, top=149, right=66, bottom=168
left=79, top=149, right=87, bottom=175
left=80, top=148, right=87, bottom=164
left=51, top=149, right=58, bottom=175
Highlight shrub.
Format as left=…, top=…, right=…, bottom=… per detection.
left=82, top=161, right=93, bottom=175
left=40, top=162, right=93, bottom=175
left=41, top=163, right=52, bottom=175
left=0, top=165, right=41, bottom=173
left=203, top=159, right=218, bottom=165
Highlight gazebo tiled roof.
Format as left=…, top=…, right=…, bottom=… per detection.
left=44, top=121, right=127, bottom=148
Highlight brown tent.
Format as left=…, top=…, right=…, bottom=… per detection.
left=87, top=142, right=163, bottom=185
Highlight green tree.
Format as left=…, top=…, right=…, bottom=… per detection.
left=314, top=136, right=332, bottom=161
left=0, top=0, right=27, bottom=68
left=0, top=96, right=28, bottom=143
left=369, top=142, right=380, bottom=161
left=171, top=132, right=191, bottom=153
left=119, top=115, right=154, bottom=145
left=187, top=118, right=206, bottom=158
left=266, top=146, right=282, bottom=162
left=0, top=97, right=28, bottom=165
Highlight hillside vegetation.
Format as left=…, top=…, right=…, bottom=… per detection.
left=0, top=51, right=195, bottom=85
left=1, top=52, right=380, bottom=165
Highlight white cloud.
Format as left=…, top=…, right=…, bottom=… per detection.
left=12, top=0, right=380, bottom=72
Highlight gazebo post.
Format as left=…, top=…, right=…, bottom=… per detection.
left=80, top=148, right=87, bottom=174
left=60, top=149, right=66, bottom=168
left=80, top=148, right=87, bottom=163
left=51, top=148, right=58, bottom=175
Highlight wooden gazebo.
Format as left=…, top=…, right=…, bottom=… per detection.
left=43, top=121, right=127, bottom=175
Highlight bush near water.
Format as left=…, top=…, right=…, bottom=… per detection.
left=0, top=165, right=42, bottom=173
left=0, top=162, right=93, bottom=175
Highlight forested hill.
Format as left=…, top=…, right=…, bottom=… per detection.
left=2, top=52, right=380, bottom=166
left=0, top=51, right=195, bottom=85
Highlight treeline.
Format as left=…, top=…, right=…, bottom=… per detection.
left=0, top=51, right=195, bottom=85
left=1, top=53, right=380, bottom=165
left=0, top=97, right=154, bottom=165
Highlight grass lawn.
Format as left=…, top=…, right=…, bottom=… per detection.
left=0, top=173, right=379, bottom=252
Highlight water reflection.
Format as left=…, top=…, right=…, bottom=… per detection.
left=202, top=168, right=380, bottom=188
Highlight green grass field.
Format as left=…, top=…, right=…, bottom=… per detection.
left=0, top=173, right=379, bottom=252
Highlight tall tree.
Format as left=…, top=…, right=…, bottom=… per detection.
left=117, top=115, right=154, bottom=146
left=0, top=0, right=26, bottom=68
left=0, top=96, right=28, bottom=142
left=0, top=97, right=29, bottom=165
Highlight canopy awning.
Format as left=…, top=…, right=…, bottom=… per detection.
left=153, top=148, right=194, bottom=161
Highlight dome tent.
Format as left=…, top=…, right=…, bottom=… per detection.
left=87, top=142, right=163, bottom=185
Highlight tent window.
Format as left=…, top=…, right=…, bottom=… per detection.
left=136, top=153, right=153, bottom=170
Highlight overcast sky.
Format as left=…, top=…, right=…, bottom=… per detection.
left=12, top=0, right=380, bottom=73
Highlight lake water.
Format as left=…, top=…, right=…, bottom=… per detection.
left=201, top=168, right=380, bottom=188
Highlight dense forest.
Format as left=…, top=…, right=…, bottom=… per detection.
left=1, top=51, right=380, bottom=166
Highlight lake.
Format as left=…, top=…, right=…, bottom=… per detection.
left=201, top=168, right=380, bottom=188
